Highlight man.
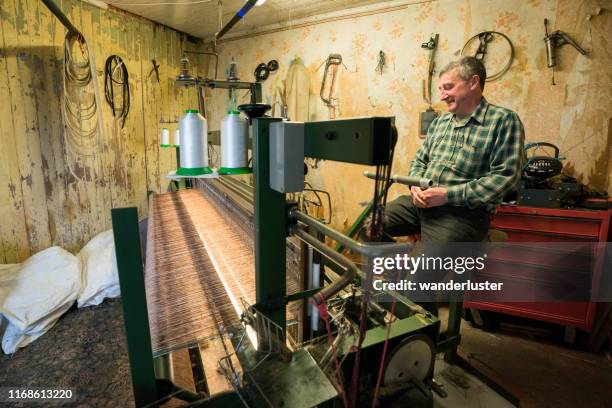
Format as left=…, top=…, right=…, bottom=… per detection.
left=382, top=56, right=525, bottom=242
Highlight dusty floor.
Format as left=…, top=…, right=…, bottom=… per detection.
left=438, top=306, right=612, bottom=408
left=0, top=299, right=133, bottom=407
left=1, top=301, right=611, bottom=407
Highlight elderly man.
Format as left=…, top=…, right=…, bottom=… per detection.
left=381, top=56, right=525, bottom=242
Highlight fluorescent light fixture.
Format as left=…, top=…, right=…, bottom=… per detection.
left=255, top=0, right=266, bottom=5
left=84, top=0, right=108, bottom=9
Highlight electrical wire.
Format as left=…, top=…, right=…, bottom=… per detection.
left=316, top=301, right=349, bottom=408
left=62, top=31, right=104, bottom=163
left=371, top=297, right=398, bottom=407
left=104, top=55, right=130, bottom=128
left=349, top=125, right=397, bottom=407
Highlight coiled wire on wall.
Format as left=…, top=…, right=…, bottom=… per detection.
left=104, top=55, right=130, bottom=128
left=62, top=31, right=104, bottom=163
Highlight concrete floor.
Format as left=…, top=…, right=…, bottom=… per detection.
left=433, top=358, right=513, bottom=408
left=1, top=301, right=610, bottom=407
left=437, top=306, right=612, bottom=408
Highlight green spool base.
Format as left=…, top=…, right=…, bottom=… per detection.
left=218, top=167, right=252, bottom=175
left=176, top=167, right=213, bottom=176
left=160, top=144, right=171, bottom=148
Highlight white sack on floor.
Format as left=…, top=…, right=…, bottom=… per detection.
left=0, top=248, right=80, bottom=354
left=77, top=229, right=120, bottom=308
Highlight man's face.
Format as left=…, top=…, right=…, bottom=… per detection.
left=438, top=69, right=479, bottom=116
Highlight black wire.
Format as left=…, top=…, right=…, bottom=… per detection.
left=303, top=188, right=333, bottom=224
left=369, top=125, right=398, bottom=239
left=382, top=126, right=398, bottom=206
left=104, top=55, right=130, bottom=128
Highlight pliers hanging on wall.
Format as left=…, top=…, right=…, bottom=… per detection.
left=147, top=59, right=160, bottom=83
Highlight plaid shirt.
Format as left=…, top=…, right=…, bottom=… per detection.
left=409, top=97, right=525, bottom=212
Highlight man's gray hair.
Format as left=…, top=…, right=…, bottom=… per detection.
left=439, top=57, right=487, bottom=91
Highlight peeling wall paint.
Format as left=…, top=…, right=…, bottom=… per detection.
left=208, top=0, right=611, bottom=235
left=0, top=0, right=201, bottom=262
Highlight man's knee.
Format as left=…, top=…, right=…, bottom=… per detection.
left=384, top=195, right=420, bottom=237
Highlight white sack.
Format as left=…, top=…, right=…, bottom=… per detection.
left=0, top=247, right=80, bottom=354
left=77, top=229, right=120, bottom=308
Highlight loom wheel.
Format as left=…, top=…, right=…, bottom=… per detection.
left=383, top=334, right=435, bottom=386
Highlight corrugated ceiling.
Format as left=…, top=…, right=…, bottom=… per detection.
left=106, top=0, right=394, bottom=40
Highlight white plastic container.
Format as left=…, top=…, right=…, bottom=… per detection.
left=219, top=111, right=250, bottom=174
left=177, top=109, right=211, bottom=175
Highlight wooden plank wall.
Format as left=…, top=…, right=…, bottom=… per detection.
left=0, top=0, right=202, bottom=262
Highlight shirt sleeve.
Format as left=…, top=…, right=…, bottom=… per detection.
left=408, top=118, right=436, bottom=178
left=446, top=112, right=525, bottom=208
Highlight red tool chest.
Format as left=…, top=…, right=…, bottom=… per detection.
left=464, top=205, right=611, bottom=332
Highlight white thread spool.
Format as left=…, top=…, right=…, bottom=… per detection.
left=173, top=129, right=180, bottom=147
left=219, top=112, right=249, bottom=174
left=177, top=109, right=211, bottom=175
left=161, top=128, right=170, bottom=146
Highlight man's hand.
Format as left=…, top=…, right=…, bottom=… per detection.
left=410, top=186, right=428, bottom=208
left=410, top=186, right=448, bottom=208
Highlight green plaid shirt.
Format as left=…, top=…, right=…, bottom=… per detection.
left=409, top=97, right=525, bottom=212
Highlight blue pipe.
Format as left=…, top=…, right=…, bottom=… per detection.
left=216, top=0, right=259, bottom=40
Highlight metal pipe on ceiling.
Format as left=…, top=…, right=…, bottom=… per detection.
left=215, top=0, right=259, bottom=40
left=41, top=0, right=82, bottom=38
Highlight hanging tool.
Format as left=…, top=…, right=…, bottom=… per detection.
left=461, top=31, right=514, bottom=82
left=147, top=59, right=160, bottom=83
left=375, top=50, right=386, bottom=75
left=544, top=18, right=587, bottom=85
left=474, top=32, right=494, bottom=60
left=421, top=34, right=438, bottom=107
left=320, top=54, right=343, bottom=119
left=419, top=34, right=439, bottom=137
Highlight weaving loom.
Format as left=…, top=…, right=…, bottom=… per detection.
left=111, top=116, right=468, bottom=408
left=146, top=189, right=253, bottom=355
left=146, top=185, right=303, bottom=356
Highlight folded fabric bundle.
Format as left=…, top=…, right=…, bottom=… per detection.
left=0, top=247, right=80, bottom=354
left=77, top=229, right=120, bottom=308
left=0, top=229, right=121, bottom=354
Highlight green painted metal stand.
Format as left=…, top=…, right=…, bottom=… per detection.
left=253, top=117, right=287, bottom=329
left=111, top=208, right=158, bottom=407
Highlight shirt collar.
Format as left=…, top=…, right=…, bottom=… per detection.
left=452, top=97, right=488, bottom=127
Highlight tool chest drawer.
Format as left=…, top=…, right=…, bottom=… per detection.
left=490, top=206, right=610, bottom=241
left=464, top=205, right=611, bottom=331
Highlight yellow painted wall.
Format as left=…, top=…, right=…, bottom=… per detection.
left=207, top=0, right=612, bottom=234
left=0, top=0, right=203, bottom=262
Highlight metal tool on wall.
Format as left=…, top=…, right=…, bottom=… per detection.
left=544, top=18, right=588, bottom=85
left=375, top=50, right=386, bottom=75
left=319, top=54, right=343, bottom=119
left=147, top=59, right=160, bottom=83
left=419, top=34, right=439, bottom=138
left=461, top=31, right=514, bottom=82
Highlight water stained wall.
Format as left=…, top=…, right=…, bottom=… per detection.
left=0, top=0, right=202, bottom=261
left=207, top=0, right=612, bottom=234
